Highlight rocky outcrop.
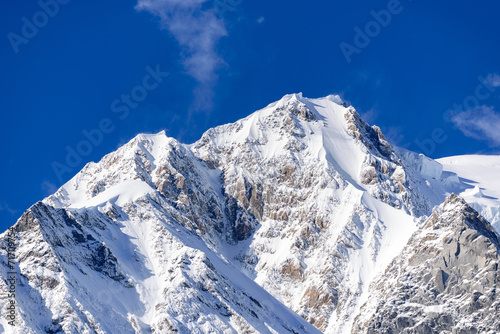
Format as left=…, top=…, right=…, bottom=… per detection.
left=345, top=107, right=432, bottom=217
left=353, top=194, right=500, bottom=334
left=2, top=94, right=498, bottom=333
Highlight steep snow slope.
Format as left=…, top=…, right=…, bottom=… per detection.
left=191, top=93, right=430, bottom=332
left=438, top=155, right=500, bottom=232
left=1, top=131, right=320, bottom=333
left=353, top=194, right=500, bottom=333
left=394, top=149, right=500, bottom=233
left=1, top=93, right=499, bottom=334
left=0, top=201, right=319, bottom=333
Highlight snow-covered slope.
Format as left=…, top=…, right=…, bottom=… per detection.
left=1, top=132, right=320, bottom=333
left=353, top=194, right=500, bottom=333
left=1, top=93, right=499, bottom=333
left=190, top=93, right=433, bottom=332
left=393, top=149, right=500, bottom=234
left=438, top=155, right=500, bottom=232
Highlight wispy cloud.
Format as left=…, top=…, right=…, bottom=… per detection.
left=360, top=108, right=378, bottom=124
left=0, top=202, right=17, bottom=216
left=383, top=126, right=406, bottom=147
left=42, top=180, right=59, bottom=196
left=483, top=73, right=500, bottom=87
left=452, top=106, right=500, bottom=146
left=136, top=0, right=227, bottom=110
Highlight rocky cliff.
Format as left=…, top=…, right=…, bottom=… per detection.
left=1, top=94, right=499, bottom=333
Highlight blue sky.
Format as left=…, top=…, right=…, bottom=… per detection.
left=1, top=0, right=500, bottom=232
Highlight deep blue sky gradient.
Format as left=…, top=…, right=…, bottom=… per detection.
left=1, top=0, right=500, bottom=231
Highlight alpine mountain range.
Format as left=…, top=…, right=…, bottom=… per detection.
left=1, top=93, right=500, bottom=333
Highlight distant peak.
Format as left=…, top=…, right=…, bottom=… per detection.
left=425, top=193, right=500, bottom=252
left=129, top=130, right=172, bottom=148
left=325, top=94, right=345, bottom=106
left=265, top=93, right=348, bottom=111
left=443, top=193, right=468, bottom=208
left=472, top=185, right=484, bottom=198
left=267, top=92, right=304, bottom=109
left=273, top=95, right=317, bottom=122
left=284, top=92, right=303, bottom=101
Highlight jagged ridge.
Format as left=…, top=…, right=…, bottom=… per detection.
left=0, top=94, right=499, bottom=334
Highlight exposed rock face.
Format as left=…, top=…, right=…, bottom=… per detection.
left=0, top=93, right=499, bottom=333
left=353, top=194, right=500, bottom=334
left=190, top=94, right=435, bottom=332
left=344, top=107, right=432, bottom=217
left=1, top=199, right=318, bottom=333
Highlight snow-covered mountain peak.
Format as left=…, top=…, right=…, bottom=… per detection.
left=43, top=130, right=174, bottom=209
left=427, top=194, right=500, bottom=246
left=46, top=94, right=431, bottom=221
left=325, top=94, right=346, bottom=105
left=437, top=155, right=500, bottom=232
left=193, top=94, right=388, bottom=170
left=268, top=93, right=346, bottom=110
left=4, top=93, right=500, bottom=333
left=427, top=193, right=474, bottom=229
left=267, top=92, right=305, bottom=109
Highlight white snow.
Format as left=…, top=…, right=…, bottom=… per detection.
left=438, top=155, right=500, bottom=232
left=334, top=192, right=417, bottom=334
left=69, top=180, right=156, bottom=209
left=396, top=147, right=443, bottom=180
left=306, top=97, right=366, bottom=185
left=6, top=93, right=500, bottom=334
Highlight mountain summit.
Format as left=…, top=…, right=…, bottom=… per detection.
left=1, top=94, right=499, bottom=333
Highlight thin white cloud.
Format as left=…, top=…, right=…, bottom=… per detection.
left=137, top=0, right=227, bottom=84
left=483, top=73, right=500, bottom=87
left=360, top=108, right=378, bottom=124
left=0, top=202, right=17, bottom=216
left=42, top=180, right=59, bottom=196
left=452, top=106, right=500, bottom=146
left=383, top=126, right=406, bottom=147
left=136, top=0, right=228, bottom=111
